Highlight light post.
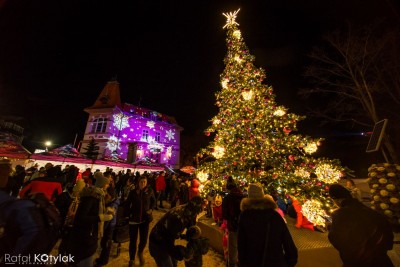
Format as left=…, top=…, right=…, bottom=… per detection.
left=45, top=141, right=52, bottom=152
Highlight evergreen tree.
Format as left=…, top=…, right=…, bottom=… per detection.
left=82, top=137, right=99, bottom=160
left=196, top=9, right=345, bottom=225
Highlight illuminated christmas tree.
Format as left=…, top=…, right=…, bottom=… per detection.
left=196, top=9, right=344, bottom=226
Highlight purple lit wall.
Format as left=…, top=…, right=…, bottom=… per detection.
left=102, top=109, right=181, bottom=167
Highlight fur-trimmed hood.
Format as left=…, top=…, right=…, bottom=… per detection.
left=240, top=197, right=277, bottom=211
left=79, top=186, right=105, bottom=199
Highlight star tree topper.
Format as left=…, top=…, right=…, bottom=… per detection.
left=223, top=9, right=240, bottom=29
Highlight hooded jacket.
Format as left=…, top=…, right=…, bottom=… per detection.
left=238, top=197, right=298, bottom=267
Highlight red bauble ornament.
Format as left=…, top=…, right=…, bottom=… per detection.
left=283, top=127, right=292, bottom=135
left=288, top=155, right=295, bottom=161
left=205, top=131, right=210, bottom=136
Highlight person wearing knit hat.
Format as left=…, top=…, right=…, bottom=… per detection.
left=327, top=183, right=394, bottom=267
left=247, top=183, right=264, bottom=199
left=95, top=173, right=110, bottom=188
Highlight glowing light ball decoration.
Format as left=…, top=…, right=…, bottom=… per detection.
left=315, top=163, right=341, bottom=183
left=303, top=142, right=318, bottom=154
left=241, top=89, right=254, bottom=100
left=302, top=199, right=328, bottom=227
left=233, top=30, right=241, bottom=39
left=294, top=168, right=310, bottom=179
left=212, top=146, right=225, bottom=159
left=197, top=171, right=209, bottom=183
left=273, top=107, right=286, bottom=117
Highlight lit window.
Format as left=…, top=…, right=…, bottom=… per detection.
left=91, top=118, right=108, bottom=133
left=141, top=130, right=149, bottom=141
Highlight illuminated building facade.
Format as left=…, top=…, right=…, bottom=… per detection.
left=80, top=79, right=182, bottom=169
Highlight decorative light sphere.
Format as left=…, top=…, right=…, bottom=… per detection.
left=197, top=171, right=209, bottom=183
left=212, top=146, right=225, bottom=159
left=294, top=168, right=310, bottom=179
left=315, top=163, right=341, bottom=183
left=241, top=89, right=254, bottom=101
left=302, top=199, right=328, bottom=227
left=304, top=142, right=318, bottom=154
left=233, top=30, right=241, bottom=39
left=273, top=108, right=286, bottom=117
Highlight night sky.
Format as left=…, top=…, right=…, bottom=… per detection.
left=0, top=0, right=398, bottom=174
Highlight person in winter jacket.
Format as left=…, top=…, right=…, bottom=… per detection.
left=55, top=179, right=86, bottom=226
left=238, top=183, right=298, bottom=267
left=328, top=184, right=394, bottom=267
left=19, top=166, right=63, bottom=201
left=124, top=175, right=156, bottom=267
left=222, top=176, right=244, bottom=267
left=149, top=196, right=204, bottom=267
left=169, top=173, right=180, bottom=208
left=66, top=174, right=114, bottom=266
left=188, top=177, right=200, bottom=201
left=155, top=171, right=166, bottom=209
left=0, top=159, right=55, bottom=261
left=95, top=187, right=120, bottom=267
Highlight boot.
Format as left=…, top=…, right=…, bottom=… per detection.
left=128, top=260, right=134, bottom=267
left=138, top=251, right=145, bottom=266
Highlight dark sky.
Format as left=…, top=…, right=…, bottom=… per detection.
left=0, top=0, right=398, bottom=171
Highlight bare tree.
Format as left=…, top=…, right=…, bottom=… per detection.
left=300, top=22, right=400, bottom=163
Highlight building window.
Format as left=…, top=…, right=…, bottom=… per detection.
left=91, top=118, right=107, bottom=133
left=150, top=112, right=157, bottom=121
left=141, top=129, right=149, bottom=141
left=155, top=132, right=161, bottom=142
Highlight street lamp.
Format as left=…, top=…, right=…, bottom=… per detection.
left=45, top=141, right=52, bottom=152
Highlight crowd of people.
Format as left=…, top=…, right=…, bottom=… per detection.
left=0, top=159, right=396, bottom=267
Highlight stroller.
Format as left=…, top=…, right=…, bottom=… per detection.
left=112, top=204, right=130, bottom=257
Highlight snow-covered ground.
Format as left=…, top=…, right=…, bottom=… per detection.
left=53, top=206, right=226, bottom=266
left=103, top=208, right=226, bottom=266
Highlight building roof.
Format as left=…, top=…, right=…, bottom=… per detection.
left=84, top=79, right=122, bottom=111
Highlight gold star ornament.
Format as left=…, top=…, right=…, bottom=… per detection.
left=223, top=9, right=240, bottom=29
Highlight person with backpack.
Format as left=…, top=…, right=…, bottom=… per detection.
left=66, top=173, right=114, bottom=266
left=0, top=159, right=61, bottom=264
left=222, top=176, right=244, bottom=267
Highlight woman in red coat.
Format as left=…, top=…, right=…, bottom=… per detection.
left=155, top=171, right=166, bottom=209
left=188, top=178, right=200, bottom=201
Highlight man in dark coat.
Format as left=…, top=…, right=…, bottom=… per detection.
left=222, top=176, right=244, bottom=267
left=328, top=184, right=394, bottom=267
left=238, top=183, right=298, bottom=267
left=149, top=196, right=203, bottom=267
